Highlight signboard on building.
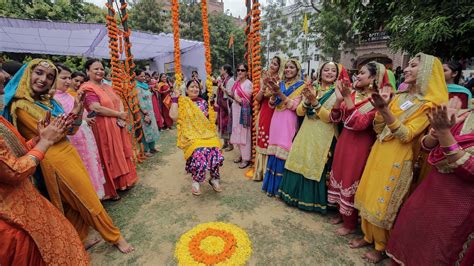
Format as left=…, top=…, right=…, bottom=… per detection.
left=359, top=31, right=389, bottom=44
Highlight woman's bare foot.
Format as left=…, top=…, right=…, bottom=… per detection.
left=362, top=250, right=386, bottom=264
left=329, top=214, right=343, bottom=225
left=336, top=226, right=356, bottom=236
left=84, top=237, right=101, bottom=250
left=114, top=237, right=135, bottom=254
left=349, top=237, right=370, bottom=249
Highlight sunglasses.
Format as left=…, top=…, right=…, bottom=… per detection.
left=237, top=69, right=247, bottom=72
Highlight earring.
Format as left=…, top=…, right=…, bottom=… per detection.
left=368, top=83, right=373, bottom=90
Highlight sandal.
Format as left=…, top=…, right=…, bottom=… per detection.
left=239, top=161, right=250, bottom=169
left=192, top=182, right=201, bottom=196
left=209, top=179, right=223, bottom=192
left=225, top=145, right=234, bottom=152
left=233, top=157, right=242, bottom=164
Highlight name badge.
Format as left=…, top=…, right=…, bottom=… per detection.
left=400, top=100, right=414, bottom=111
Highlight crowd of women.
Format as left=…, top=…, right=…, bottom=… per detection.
left=0, top=58, right=181, bottom=264
left=206, top=53, right=473, bottom=265
left=0, top=51, right=472, bottom=264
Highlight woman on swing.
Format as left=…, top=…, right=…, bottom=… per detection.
left=169, top=79, right=224, bottom=196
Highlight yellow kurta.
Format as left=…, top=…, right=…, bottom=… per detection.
left=354, top=94, right=433, bottom=230
left=15, top=108, right=121, bottom=243
left=284, top=91, right=337, bottom=182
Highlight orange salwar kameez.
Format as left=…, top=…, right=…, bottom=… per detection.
left=0, top=116, right=89, bottom=265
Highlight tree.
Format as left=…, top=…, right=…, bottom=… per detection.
left=0, top=0, right=106, bottom=23
left=313, top=0, right=474, bottom=60
left=129, top=0, right=170, bottom=33
left=260, top=0, right=291, bottom=63
left=179, top=3, right=204, bottom=41
left=0, top=0, right=107, bottom=70
left=208, top=13, right=246, bottom=72
left=312, top=0, right=357, bottom=61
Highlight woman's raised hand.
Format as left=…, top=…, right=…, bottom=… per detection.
left=379, top=85, right=392, bottom=103
left=38, top=113, right=71, bottom=144
left=427, top=105, right=457, bottom=133
left=72, top=90, right=86, bottom=115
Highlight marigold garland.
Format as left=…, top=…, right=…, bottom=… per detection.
left=175, top=222, right=252, bottom=265
left=201, top=0, right=217, bottom=131
left=106, top=0, right=144, bottom=162
left=171, top=0, right=183, bottom=88
left=250, top=0, right=262, bottom=162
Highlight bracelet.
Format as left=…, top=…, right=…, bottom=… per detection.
left=171, top=97, right=179, bottom=103
left=312, top=103, right=322, bottom=110
left=27, top=149, right=45, bottom=161
left=302, top=101, right=311, bottom=109
left=420, top=135, right=435, bottom=151
left=443, top=148, right=462, bottom=156
left=441, top=143, right=461, bottom=153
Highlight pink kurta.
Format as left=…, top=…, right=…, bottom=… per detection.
left=54, top=90, right=106, bottom=199
left=230, top=79, right=253, bottom=161
left=267, top=102, right=301, bottom=160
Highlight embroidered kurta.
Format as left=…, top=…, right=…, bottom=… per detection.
left=387, top=111, right=474, bottom=265
left=0, top=117, right=89, bottom=266
left=328, top=93, right=376, bottom=224
left=354, top=94, right=434, bottom=229
left=284, top=87, right=337, bottom=181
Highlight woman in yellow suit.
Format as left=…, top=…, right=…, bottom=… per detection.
left=350, top=53, right=448, bottom=263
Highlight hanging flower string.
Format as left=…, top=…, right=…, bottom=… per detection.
left=250, top=0, right=262, bottom=163
left=171, top=0, right=183, bottom=88
left=244, top=0, right=253, bottom=75
left=106, top=0, right=144, bottom=162
left=201, top=0, right=217, bottom=130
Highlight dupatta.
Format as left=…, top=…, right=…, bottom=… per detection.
left=233, top=79, right=253, bottom=128
left=378, top=53, right=449, bottom=141
left=447, top=83, right=472, bottom=108
left=176, top=96, right=221, bottom=159
left=2, top=59, right=63, bottom=125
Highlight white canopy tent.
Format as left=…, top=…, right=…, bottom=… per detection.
left=0, top=17, right=206, bottom=80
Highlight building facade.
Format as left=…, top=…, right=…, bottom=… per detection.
left=339, top=31, right=410, bottom=71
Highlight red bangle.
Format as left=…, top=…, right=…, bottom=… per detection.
left=27, top=149, right=45, bottom=161
left=441, top=143, right=461, bottom=154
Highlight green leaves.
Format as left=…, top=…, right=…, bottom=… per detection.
left=314, top=0, right=474, bottom=59
left=129, top=0, right=169, bottom=34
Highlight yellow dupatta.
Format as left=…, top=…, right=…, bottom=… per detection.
left=377, top=53, right=448, bottom=141
left=176, top=96, right=221, bottom=160
left=6, top=59, right=58, bottom=127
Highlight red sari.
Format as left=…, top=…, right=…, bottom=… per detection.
left=327, top=93, right=376, bottom=230
left=386, top=111, right=474, bottom=265
left=0, top=117, right=89, bottom=265
left=82, top=82, right=138, bottom=199
left=157, top=81, right=173, bottom=128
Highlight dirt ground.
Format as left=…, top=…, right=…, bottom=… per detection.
left=89, top=130, right=390, bottom=265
